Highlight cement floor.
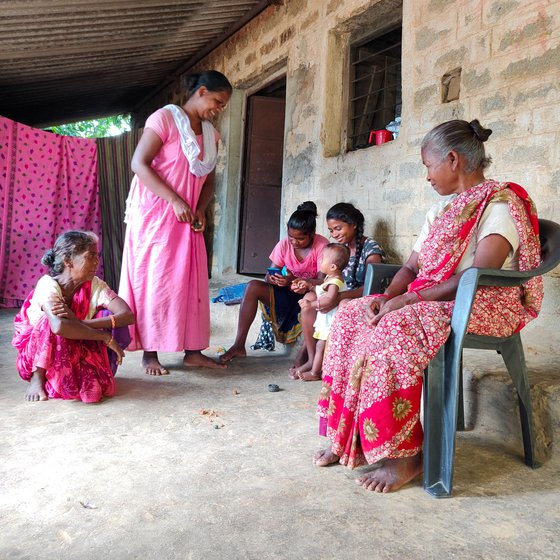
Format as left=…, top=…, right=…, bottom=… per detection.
left=1, top=306, right=559, bottom=560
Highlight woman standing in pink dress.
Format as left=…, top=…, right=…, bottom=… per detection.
left=119, top=71, right=232, bottom=375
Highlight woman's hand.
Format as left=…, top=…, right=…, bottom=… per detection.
left=171, top=196, right=194, bottom=224
left=367, top=293, right=419, bottom=325
left=192, top=207, right=206, bottom=232
left=273, top=275, right=291, bottom=287
left=364, top=295, right=389, bottom=323
left=266, top=272, right=281, bottom=285
left=47, top=295, right=77, bottom=321
left=291, top=279, right=312, bottom=294
left=268, top=271, right=293, bottom=288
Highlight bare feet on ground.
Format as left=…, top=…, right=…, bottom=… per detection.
left=313, top=448, right=340, bottom=467
left=142, top=351, right=169, bottom=376
left=288, top=346, right=308, bottom=378
left=296, top=370, right=322, bottom=381
left=219, top=345, right=246, bottom=363
left=355, top=454, right=423, bottom=493
left=107, top=337, right=125, bottom=365
left=25, top=373, right=48, bottom=402
left=289, top=359, right=312, bottom=380
left=184, top=351, right=227, bottom=370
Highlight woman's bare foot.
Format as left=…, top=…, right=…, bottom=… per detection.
left=142, top=351, right=169, bottom=376
left=219, top=345, right=246, bottom=363
left=355, top=454, right=423, bottom=493
left=313, top=447, right=340, bottom=467
left=25, top=370, right=48, bottom=402
left=184, top=351, right=227, bottom=370
left=106, top=337, right=125, bottom=365
left=297, top=370, right=322, bottom=382
left=289, top=359, right=312, bottom=379
left=289, top=345, right=308, bottom=376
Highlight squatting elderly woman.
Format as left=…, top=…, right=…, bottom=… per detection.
left=315, top=119, right=543, bottom=492
left=13, top=231, right=135, bottom=403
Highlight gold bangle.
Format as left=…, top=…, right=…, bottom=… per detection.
left=110, top=314, right=116, bottom=329
left=106, top=335, right=114, bottom=347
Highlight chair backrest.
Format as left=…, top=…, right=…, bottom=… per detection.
left=363, top=263, right=401, bottom=296
left=537, top=219, right=560, bottom=275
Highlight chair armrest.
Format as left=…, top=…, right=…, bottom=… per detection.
left=363, top=263, right=401, bottom=296
left=469, top=266, right=545, bottom=288
left=450, top=265, right=542, bottom=342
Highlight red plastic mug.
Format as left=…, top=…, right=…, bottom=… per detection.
left=375, top=129, right=393, bottom=145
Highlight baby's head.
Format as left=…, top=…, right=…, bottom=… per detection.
left=321, top=243, right=350, bottom=275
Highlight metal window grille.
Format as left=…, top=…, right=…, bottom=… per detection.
left=349, top=27, right=402, bottom=151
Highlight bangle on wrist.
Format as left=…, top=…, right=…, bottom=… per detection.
left=412, top=290, right=425, bottom=301
left=110, top=314, right=116, bottom=330
left=105, top=334, right=114, bottom=347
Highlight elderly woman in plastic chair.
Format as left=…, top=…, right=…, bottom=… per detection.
left=12, top=231, right=135, bottom=403
left=315, top=119, right=544, bottom=492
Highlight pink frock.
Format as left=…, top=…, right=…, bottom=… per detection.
left=119, top=108, right=216, bottom=352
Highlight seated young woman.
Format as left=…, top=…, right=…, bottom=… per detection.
left=290, top=202, right=384, bottom=378
left=12, top=231, right=135, bottom=403
left=219, top=201, right=328, bottom=363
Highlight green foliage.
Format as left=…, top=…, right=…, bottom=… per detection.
left=48, top=114, right=131, bottom=138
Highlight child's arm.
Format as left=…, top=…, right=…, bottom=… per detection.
left=316, top=283, right=341, bottom=311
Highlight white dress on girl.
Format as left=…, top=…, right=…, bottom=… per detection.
left=313, top=277, right=347, bottom=341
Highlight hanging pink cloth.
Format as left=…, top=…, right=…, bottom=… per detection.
left=0, top=116, right=100, bottom=307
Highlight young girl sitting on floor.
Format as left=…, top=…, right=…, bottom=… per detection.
left=219, top=201, right=328, bottom=363
left=294, top=243, right=350, bottom=381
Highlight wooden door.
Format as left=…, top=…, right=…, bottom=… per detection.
left=238, top=95, right=285, bottom=274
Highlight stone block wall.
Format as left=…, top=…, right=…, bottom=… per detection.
left=136, top=0, right=560, bottom=346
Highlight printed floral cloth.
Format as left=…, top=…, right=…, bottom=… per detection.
left=0, top=116, right=100, bottom=307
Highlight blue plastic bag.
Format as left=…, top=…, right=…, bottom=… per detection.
left=211, top=282, right=248, bottom=305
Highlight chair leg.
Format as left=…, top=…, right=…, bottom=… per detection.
left=499, top=338, right=538, bottom=468
left=457, top=353, right=465, bottom=432
left=423, top=341, right=461, bottom=498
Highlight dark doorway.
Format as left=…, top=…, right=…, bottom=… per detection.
left=238, top=78, right=286, bottom=274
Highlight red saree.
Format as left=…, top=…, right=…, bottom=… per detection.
left=13, top=281, right=115, bottom=403
left=318, top=180, right=543, bottom=468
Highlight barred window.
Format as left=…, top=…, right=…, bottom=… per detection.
left=348, top=27, right=402, bottom=151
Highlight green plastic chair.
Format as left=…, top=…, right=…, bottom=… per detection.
left=363, top=218, right=560, bottom=498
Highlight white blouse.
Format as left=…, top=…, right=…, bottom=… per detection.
left=26, top=275, right=116, bottom=325
left=413, top=199, right=520, bottom=273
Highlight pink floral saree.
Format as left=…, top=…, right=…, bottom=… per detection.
left=318, top=181, right=543, bottom=468
left=13, top=281, right=116, bottom=403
